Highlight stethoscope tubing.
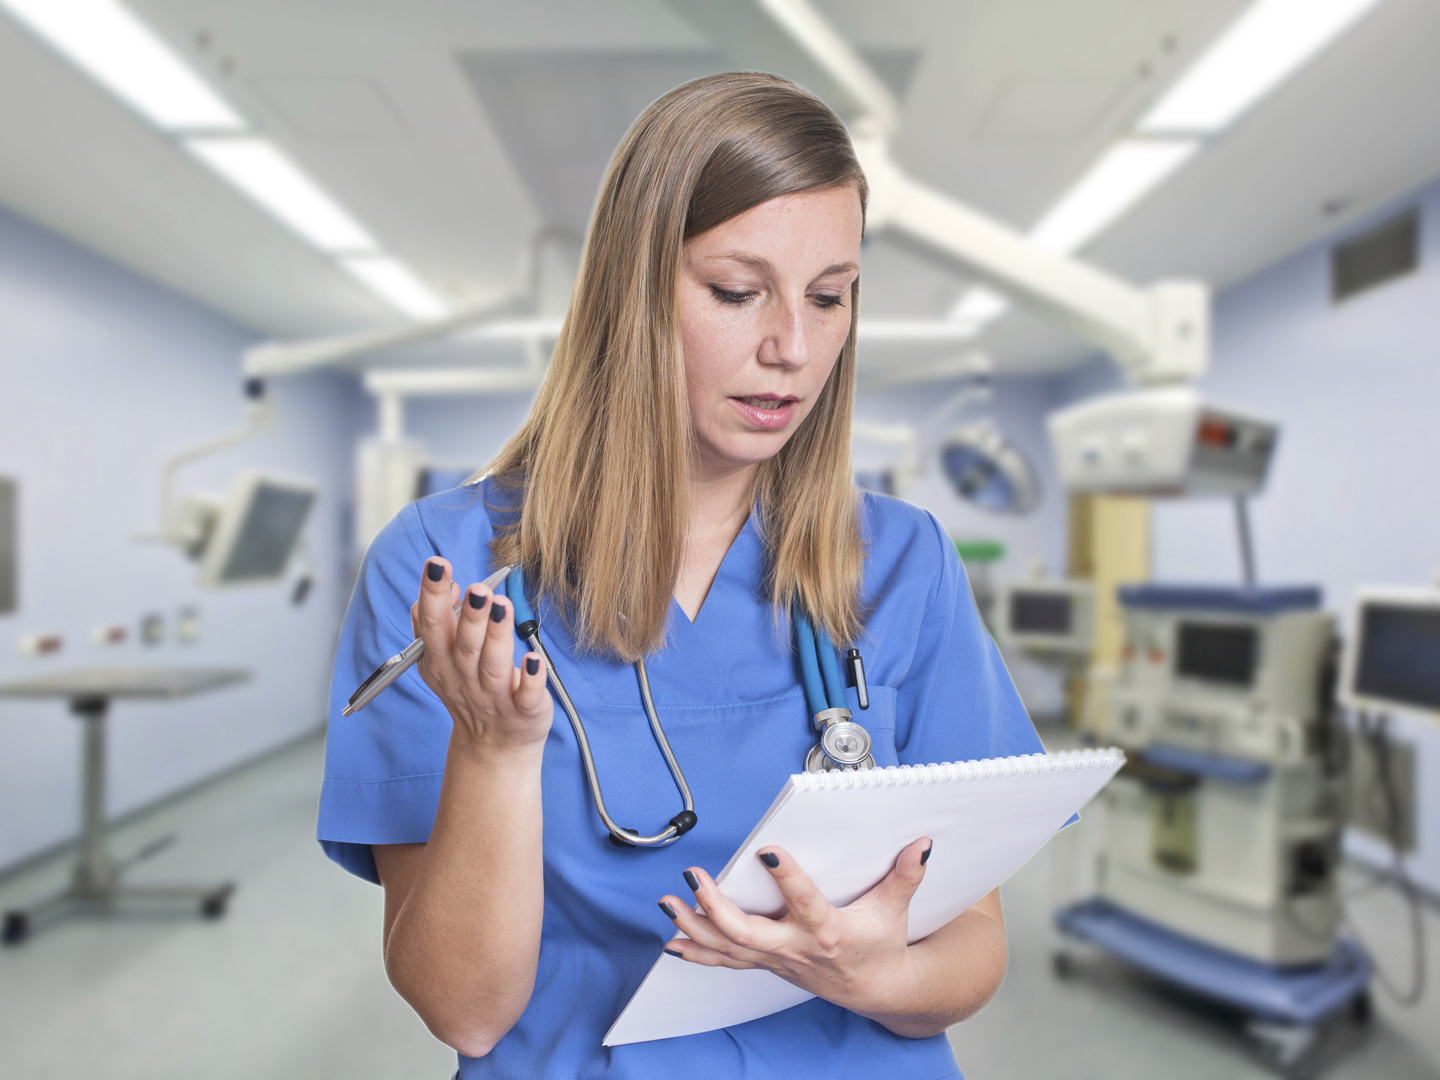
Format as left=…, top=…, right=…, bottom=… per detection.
left=524, top=627, right=694, bottom=846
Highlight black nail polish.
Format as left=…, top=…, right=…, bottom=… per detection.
left=490, top=601, right=506, bottom=624
left=759, top=852, right=779, bottom=869
left=426, top=561, right=444, bottom=582
left=658, top=901, right=678, bottom=920
left=468, top=590, right=487, bottom=610
left=664, top=947, right=683, bottom=958
left=921, top=842, right=933, bottom=866
left=526, top=656, right=539, bottom=676
left=683, top=870, right=699, bottom=892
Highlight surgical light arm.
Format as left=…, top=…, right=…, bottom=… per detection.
left=674, top=0, right=1210, bottom=387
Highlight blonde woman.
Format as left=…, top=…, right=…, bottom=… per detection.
left=319, top=72, right=1041, bottom=1079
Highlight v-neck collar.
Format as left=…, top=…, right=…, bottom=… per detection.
left=570, top=515, right=799, bottom=710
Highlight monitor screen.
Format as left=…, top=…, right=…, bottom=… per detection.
left=1010, top=591, right=1072, bottom=635
left=1354, top=603, right=1440, bottom=710
left=218, top=482, right=315, bottom=583
left=1177, top=622, right=1257, bottom=686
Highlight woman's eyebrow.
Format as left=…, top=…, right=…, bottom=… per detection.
left=703, top=252, right=859, bottom=277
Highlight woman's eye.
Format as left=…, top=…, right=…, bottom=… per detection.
left=710, top=286, right=757, bottom=305
left=813, top=293, right=846, bottom=309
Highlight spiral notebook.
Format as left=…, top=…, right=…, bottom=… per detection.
left=603, top=748, right=1125, bottom=1046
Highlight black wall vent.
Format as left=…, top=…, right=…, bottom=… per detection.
left=1332, top=209, right=1420, bottom=303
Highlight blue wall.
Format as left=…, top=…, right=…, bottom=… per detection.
left=0, top=205, right=363, bottom=870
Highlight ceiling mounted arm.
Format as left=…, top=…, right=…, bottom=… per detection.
left=694, top=0, right=1212, bottom=386
left=853, top=132, right=1209, bottom=386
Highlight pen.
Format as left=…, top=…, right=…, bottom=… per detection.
left=342, top=563, right=513, bottom=717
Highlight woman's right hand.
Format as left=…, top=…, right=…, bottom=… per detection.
left=410, top=558, right=553, bottom=754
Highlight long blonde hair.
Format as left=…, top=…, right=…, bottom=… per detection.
left=486, top=72, right=868, bottom=660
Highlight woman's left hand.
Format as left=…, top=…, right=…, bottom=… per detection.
left=657, top=838, right=933, bottom=1022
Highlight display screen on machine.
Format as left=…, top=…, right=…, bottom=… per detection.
left=1176, top=623, right=1257, bottom=687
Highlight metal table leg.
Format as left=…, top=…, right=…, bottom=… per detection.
left=2, top=695, right=235, bottom=945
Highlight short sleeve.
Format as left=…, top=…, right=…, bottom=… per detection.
left=885, top=508, right=1043, bottom=766
left=316, top=499, right=478, bottom=884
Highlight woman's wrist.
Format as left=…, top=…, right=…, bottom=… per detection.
left=446, top=724, right=547, bottom=771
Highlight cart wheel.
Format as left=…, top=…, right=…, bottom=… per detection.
left=200, top=894, right=228, bottom=920
left=1051, top=950, right=1073, bottom=980
left=1349, top=989, right=1372, bottom=1026
left=2, top=910, right=28, bottom=945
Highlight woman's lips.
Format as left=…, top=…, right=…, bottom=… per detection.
left=728, top=395, right=798, bottom=430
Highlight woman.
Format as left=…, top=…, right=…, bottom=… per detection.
left=319, top=72, right=1041, bottom=1078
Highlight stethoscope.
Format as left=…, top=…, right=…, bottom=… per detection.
left=505, top=566, right=875, bottom=848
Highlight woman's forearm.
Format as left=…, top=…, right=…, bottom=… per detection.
left=381, top=734, right=546, bottom=1057
left=856, top=890, right=1009, bottom=1039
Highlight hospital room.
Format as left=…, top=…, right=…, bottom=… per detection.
left=2, top=1, right=1438, bottom=1077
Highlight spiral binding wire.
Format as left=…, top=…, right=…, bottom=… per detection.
left=790, top=747, right=1126, bottom=793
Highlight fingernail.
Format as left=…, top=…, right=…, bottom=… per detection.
left=426, top=561, right=444, bottom=582
left=658, top=901, right=678, bottom=920
left=683, top=870, right=699, bottom=892
left=490, top=601, right=506, bottom=624
left=663, top=947, right=683, bottom=958
left=759, top=852, right=779, bottom=869
left=468, top=590, right=487, bottom=610
left=921, top=842, right=933, bottom=866
left=526, top=656, right=540, bottom=676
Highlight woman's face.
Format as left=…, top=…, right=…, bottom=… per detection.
left=676, top=184, right=863, bottom=480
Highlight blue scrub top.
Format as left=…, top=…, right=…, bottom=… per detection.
left=319, top=478, right=1041, bottom=1079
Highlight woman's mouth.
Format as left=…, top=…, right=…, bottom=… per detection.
left=728, top=395, right=799, bottom=429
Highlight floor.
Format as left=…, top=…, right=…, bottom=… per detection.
left=0, top=732, right=1436, bottom=1080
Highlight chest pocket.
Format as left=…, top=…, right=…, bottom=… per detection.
left=851, top=683, right=899, bottom=768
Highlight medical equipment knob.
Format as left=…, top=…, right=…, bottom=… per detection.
left=668, top=810, right=698, bottom=836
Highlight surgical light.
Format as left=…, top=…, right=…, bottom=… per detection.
left=341, top=255, right=450, bottom=320
left=1, top=0, right=243, bottom=132
left=939, top=422, right=1038, bottom=515
left=186, top=137, right=378, bottom=254
left=1140, top=0, right=1381, bottom=134
left=1030, top=139, right=1198, bottom=254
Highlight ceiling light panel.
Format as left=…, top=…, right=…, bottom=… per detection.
left=1139, top=0, right=1381, bottom=134
left=1030, top=139, right=1198, bottom=254
left=186, top=137, right=378, bottom=254
left=947, top=287, right=1011, bottom=327
left=1, top=0, right=243, bottom=132
left=341, top=255, right=449, bottom=320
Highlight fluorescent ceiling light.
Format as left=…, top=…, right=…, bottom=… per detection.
left=187, top=137, right=377, bottom=253
left=341, top=255, right=449, bottom=320
left=1, top=0, right=243, bottom=131
left=947, top=287, right=1010, bottom=327
left=1030, top=139, right=1197, bottom=254
left=1139, top=0, right=1380, bottom=133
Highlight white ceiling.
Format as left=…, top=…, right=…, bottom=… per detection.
left=0, top=0, right=1436, bottom=373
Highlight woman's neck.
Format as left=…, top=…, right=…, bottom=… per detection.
left=673, top=461, right=758, bottom=622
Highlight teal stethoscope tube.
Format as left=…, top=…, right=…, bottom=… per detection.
left=505, top=566, right=867, bottom=847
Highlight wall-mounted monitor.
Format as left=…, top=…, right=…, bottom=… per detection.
left=197, top=471, right=318, bottom=588
left=1341, top=588, right=1440, bottom=715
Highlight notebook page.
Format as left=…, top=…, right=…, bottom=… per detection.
left=604, top=749, right=1124, bottom=1046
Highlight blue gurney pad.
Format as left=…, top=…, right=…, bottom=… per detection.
left=1055, top=898, right=1371, bottom=1025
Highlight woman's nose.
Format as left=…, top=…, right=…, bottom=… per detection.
left=758, top=297, right=811, bottom=369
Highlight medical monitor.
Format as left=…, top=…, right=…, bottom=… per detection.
left=1342, top=588, right=1440, bottom=714
left=198, top=471, right=317, bottom=587
left=1176, top=622, right=1258, bottom=687
left=996, top=580, right=1095, bottom=655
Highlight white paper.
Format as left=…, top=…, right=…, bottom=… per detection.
left=604, top=749, right=1124, bottom=1046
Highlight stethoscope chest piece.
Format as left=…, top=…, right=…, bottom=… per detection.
left=806, top=706, right=876, bottom=773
